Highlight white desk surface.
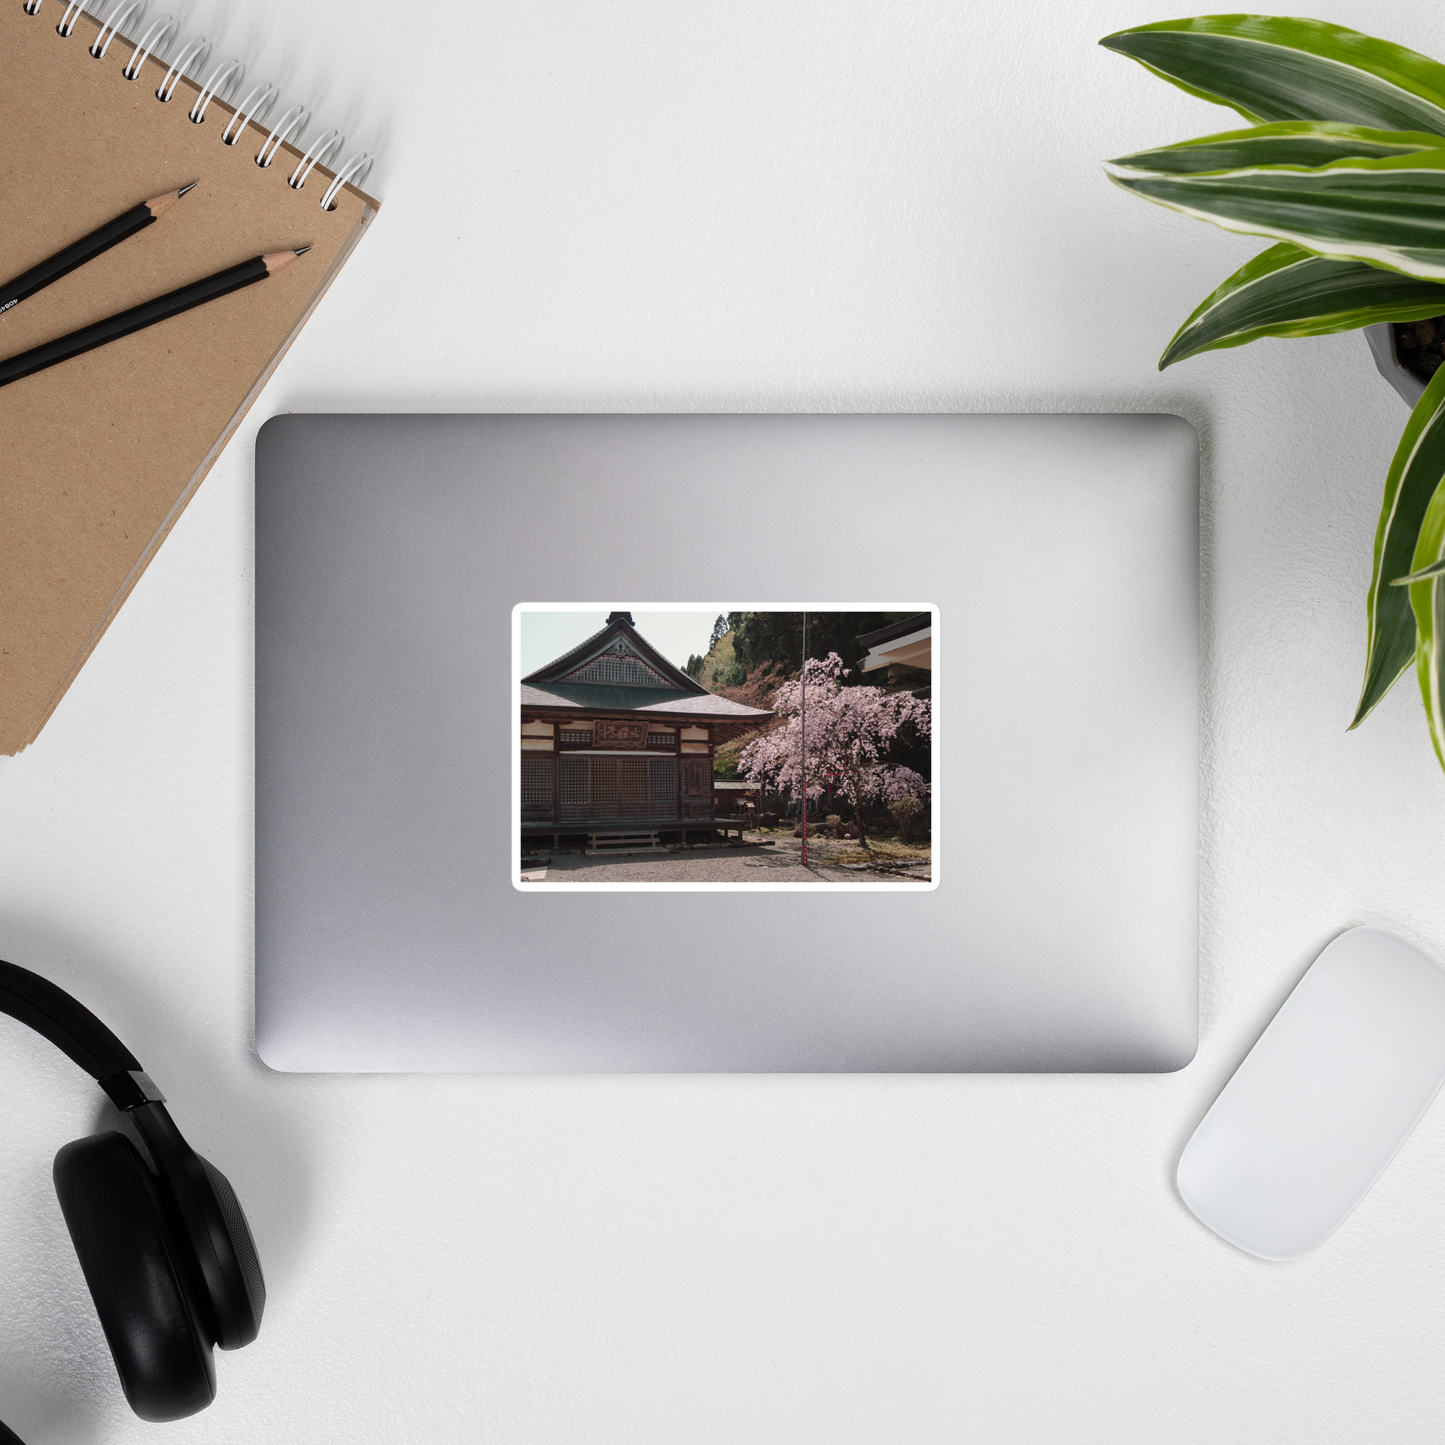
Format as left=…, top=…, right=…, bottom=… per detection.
left=5, top=1, right=1445, bottom=1439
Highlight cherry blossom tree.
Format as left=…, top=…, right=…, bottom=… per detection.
left=738, top=653, right=930, bottom=849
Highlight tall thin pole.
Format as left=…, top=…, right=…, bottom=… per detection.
left=800, top=610, right=808, bottom=869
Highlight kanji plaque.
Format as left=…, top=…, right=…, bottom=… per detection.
left=595, top=719, right=646, bottom=746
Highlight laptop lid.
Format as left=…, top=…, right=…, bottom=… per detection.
left=255, top=413, right=1197, bottom=1072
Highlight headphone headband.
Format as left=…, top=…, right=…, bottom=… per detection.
left=0, top=959, right=147, bottom=1094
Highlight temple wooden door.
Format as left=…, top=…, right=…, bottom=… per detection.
left=618, top=758, right=649, bottom=818
left=683, top=758, right=713, bottom=820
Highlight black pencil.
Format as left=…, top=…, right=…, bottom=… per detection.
left=0, top=184, right=197, bottom=317
left=0, top=248, right=310, bottom=389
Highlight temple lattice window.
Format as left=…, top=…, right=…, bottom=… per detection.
left=648, top=758, right=676, bottom=812
left=560, top=754, right=591, bottom=818
left=555, top=753, right=683, bottom=820
left=521, top=756, right=552, bottom=815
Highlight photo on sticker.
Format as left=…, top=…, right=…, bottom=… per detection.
left=516, top=607, right=933, bottom=887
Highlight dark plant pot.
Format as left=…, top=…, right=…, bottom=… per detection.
left=1365, top=322, right=1427, bottom=408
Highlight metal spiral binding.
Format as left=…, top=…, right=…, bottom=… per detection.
left=155, top=33, right=208, bottom=101
left=288, top=129, right=342, bottom=190
left=123, top=11, right=174, bottom=77
left=320, top=153, right=372, bottom=211
left=189, top=55, right=242, bottom=122
left=90, top=0, right=142, bottom=56
left=256, top=104, right=309, bottom=168
left=24, top=0, right=376, bottom=210
left=223, top=81, right=276, bottom=144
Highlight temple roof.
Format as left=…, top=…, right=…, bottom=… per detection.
left=521, top=613, right=773, bottom=730
left=856, top=612, right=931, bottom=649
left=520, top=681, right=771, bottom=719
left=522, top=613, right=705, bottom=692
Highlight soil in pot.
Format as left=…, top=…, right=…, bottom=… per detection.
left=1393, top=317, right=1445, bottom=384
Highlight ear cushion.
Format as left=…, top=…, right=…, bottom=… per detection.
left=53, top=1133, right=216, bottom=1422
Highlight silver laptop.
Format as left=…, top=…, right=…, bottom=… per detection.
left=255, top=414, right=1197, bottom=1072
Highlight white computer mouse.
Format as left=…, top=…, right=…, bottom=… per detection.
left=1178, top=927, right=1445, bottom=1260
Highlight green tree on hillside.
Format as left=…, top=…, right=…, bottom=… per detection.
left=725, top=612, right=917, bottom=684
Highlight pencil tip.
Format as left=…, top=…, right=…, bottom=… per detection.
left=263, top=248, right=311, bottom=273
left=146, top=184, right=197, bottom=217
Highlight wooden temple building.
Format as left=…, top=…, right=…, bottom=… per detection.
left=520, top=612, right=773, bottom=847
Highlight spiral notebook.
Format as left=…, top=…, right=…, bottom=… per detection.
left=0, top=0, right=380, bottom=755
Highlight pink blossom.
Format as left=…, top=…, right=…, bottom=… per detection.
left=876, top=766, right=928, bottom=805
left=739, top=653, right=930, bottom=846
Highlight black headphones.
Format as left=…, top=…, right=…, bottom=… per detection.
left=0, top=959, right=264, bottom=1437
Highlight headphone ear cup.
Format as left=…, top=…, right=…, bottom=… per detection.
left=196, top=1154, right=265, bottom=1347
left=53, top=1133, right=216, bottom=1422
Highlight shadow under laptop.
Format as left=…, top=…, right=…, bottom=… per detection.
left=0, top=910, right=313, bottom=1445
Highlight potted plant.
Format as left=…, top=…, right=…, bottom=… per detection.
left=1101, top=15, right=1445, bottom=771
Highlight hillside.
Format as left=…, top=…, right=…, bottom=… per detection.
left=689, top=630, right=736, bottom=688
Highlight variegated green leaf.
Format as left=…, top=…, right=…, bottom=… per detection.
left=1407, top=475, right=1445, bottom=767
left=1112, top=120, right=1445, bottom=175
left=1353, top=362, right=1445, bottom=727
left=1161, top=242, right=1445, bottom=368
left=1108, top=149, right=1445, bottom=281
left=1100, top=16, right=1445, bottom=136
left=1393, top=558, right=1445, bottom=584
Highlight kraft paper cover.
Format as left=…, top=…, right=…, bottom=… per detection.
left=0, top=2, right=379, bottom=753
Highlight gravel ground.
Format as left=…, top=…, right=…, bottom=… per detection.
left=523, top=833, right=930, bottom=884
